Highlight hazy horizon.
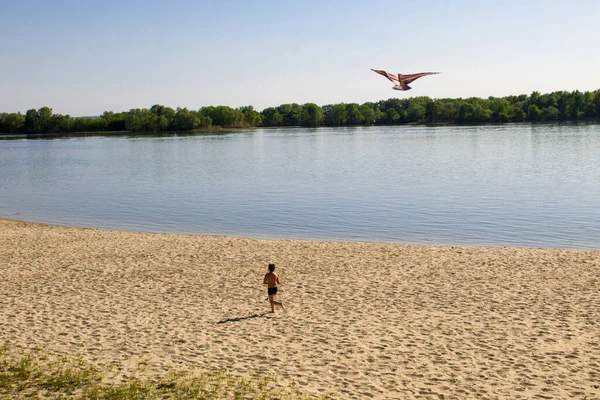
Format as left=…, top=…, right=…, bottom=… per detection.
left=2, top=0, right=599, bottom=117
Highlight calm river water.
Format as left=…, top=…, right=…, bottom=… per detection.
left=1, top=123, right=599, bottom=249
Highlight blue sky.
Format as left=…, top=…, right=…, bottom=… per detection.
left=1, top=0, right=599, bottom=116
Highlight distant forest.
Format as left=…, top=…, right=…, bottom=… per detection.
left=1, top=89, right=599, bottom=134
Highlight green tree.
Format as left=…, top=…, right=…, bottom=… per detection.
left=511, top=107, right=526, bottom=122
left=324, top=103, right=347, bottom=126
left=37, top=107, right=53, bottom=131
left=300, top=103, right=323, bottom=127
left=173, top=107, right=201, bottom=130
left=277, top=103, right=302, bottom=126
left=345, top=103, right=363, bottom=125
left=557, top=92, right=571, bottom=120
left=543, top=106, right=559, bottom=120
left=141, top=109, right=158, bottom=131
left=457, top=99, right=491, bottom=123
left=593, top=90, right=600, bottom=118
left=489, top=97, right=511, bottom=123
left=70, top=117, right=98, bottom=132
left=358, top=104, right=375, bottom=125
left=88, top=117, right=108, bottom=131
left=240, top=106, right=262, bottom=126
left=405, top=97, right=429, bottom=122
left=434, top=99, right=459, bottom=122
left=150, top=104, right=176, bottom=131
left=457, top=101, right=474, bottom=123
left=261, top=107, right=283, bottom=126
left=0, top=112, right=25, bottom=133
left=124, top=109, right=144, bottom=132
left=528, top=104, right=542, bottom=121
left=50, top=114, right=72, bottom=132
left=378, top=98, right=409, bottom=123
left=24, top=109, right=41, bottom=133
left=384, top=108, right=401, bottom=124
left=582, top=92, right=595, bottom=117
left=6, top=86, right=600, bottom=135
left=529, top=91, right=541, bottom=108
left=201, top=105, right=244, bottom=127
left=424, top=100, right=439, bottom=123
left=110, top=112, right=128, bottom=131
left=571, top=90, right=583, bottom=120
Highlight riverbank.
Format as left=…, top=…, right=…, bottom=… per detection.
left=1, top=218, right=599, bottom=399
left=3, top=120, right=600, bottom=139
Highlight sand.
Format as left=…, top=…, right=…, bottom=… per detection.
left=1, top=218, right=599, bottom=399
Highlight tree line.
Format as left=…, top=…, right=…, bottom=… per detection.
left=1, top=89, right=599, bottom=134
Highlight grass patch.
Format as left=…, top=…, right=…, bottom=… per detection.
left=0, top=346, right=335, bottom=399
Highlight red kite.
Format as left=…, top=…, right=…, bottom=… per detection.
left=371, top=69, right=440, bottom=91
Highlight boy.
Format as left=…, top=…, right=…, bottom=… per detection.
left=263, top=263, right=284, bottom=313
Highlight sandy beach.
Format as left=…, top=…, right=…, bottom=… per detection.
left=1, top=218, right=599, bottom=399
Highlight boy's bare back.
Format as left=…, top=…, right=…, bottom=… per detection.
left=263, top=271, right=280, bottom=288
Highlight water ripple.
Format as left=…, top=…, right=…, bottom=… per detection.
left=1, top=123, right=599, bottom=249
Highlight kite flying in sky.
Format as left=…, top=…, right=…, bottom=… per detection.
left=371, top=69, right=440, bottom=91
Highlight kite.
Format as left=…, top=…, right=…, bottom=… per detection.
left=371, top=69, right=440, bottom=91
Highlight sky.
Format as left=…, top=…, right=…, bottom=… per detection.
left=1, top=0, right=599, bottom=116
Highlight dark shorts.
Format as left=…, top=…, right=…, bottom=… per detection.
left=267, top=287, right=278, bottom=296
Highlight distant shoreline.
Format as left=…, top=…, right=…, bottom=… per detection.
left=2, top=119, right=599, bottom=139
left=2, top=89, right=599, bottom=134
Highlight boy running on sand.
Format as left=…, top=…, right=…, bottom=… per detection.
left=263, top=263, right=284, bottom=313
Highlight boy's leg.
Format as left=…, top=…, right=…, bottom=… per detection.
left=273, top=295, right=284, bottom=310
left=268, top=295, right=275, bottom=313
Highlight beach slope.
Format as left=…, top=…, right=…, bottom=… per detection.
left=1, top=219, right=599, bottom=399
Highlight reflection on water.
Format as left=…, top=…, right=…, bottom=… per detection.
left=1, top=123, right=599, bottom=249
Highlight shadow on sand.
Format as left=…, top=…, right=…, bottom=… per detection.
left=217, top=313, right=270, bottom=324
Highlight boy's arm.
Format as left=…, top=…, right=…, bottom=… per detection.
left=263, top=274, right=268, bottom=284
left=276, top=274, right=281, bottom=285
